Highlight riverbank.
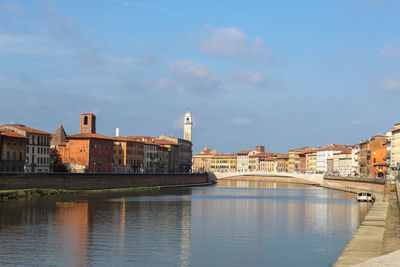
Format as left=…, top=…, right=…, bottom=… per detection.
left=218, top=176, right=400, bottom=266
left=0, top=181, right=216, bottom=202
left=0, top=186, right=158, bottom=202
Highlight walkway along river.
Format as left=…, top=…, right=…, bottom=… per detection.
left=0, top=177, right=372, bottom=266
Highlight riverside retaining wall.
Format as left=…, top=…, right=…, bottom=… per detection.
left=323, top=176, right=388, bottom=194
left=0, top=173, right=210, bottom=190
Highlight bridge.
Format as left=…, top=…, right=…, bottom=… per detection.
left=210, top=171, right=324, bottom=184
left=209, top=171, right=389, bottom=194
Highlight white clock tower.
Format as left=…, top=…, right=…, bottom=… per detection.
left=184, top=111, right=192, bottom=142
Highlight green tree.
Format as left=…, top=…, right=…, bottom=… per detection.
left=50, top=148, right=67, bottom=172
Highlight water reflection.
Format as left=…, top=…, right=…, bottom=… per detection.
left=0, top=183, right=371, bottom=267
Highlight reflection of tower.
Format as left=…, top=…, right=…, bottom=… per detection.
left=184, top=111, right=192, bottom=142
left=179, top=197, right=191, bottom=267
left=80, top=113, right=96, bottom=134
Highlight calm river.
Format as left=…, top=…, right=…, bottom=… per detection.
left=0, top=180, right=370, bottom=267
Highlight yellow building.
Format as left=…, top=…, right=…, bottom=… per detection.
left=275, top=155, right=289, bottom=172
left=305, top=150, right=317, bottom=173
left=249, top=155, right=258, bottom=171
left=192, top=146, right=217, bottom=173
left=113, top=137, right=145, bottom=173
left=288, top=147, right=311, bottom=172
left=265, top=157, right=275, bottom=172
left=210, top=153, right=237, bottom=172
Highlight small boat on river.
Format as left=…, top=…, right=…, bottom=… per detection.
left=357, top=192, right=375, bottom=202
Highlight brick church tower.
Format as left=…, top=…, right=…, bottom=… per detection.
left=80, top=113, right=96, bottom=134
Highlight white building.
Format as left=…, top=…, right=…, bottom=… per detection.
left=0, top=124, right=51, bottom=173
left=351, top=144, right=360, bottom=175
left=236, top=150, right=252, bottom=172
left=316, top=144, right=350, bottom=173
left=390, top=122, right=400, bottom=178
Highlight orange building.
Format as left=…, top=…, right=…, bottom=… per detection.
left=113, top=137, right=144, bottom=173
left=370, top=135, right=387, bottom=178
left=59, top=133, right=114, bottom=173
left=57, top=114, right=114, bottom=173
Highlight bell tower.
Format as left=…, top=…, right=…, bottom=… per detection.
left=184, top=111, right=192, bottom=142
left=80, top=113, right=96, bottom=134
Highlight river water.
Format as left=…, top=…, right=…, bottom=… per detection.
left=0, top=180, right=371, bottom=267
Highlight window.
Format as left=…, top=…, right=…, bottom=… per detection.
left=84, top=116, right=88, bottom=125
left=27, top=146, right=29, bottom=153
left=19, top=152, right=22, bottom=161
left=12, top=152, right=16, bottom=160
left=118, top=159, right=122, bottom=164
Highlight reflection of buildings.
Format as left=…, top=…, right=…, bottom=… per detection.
left=55, top=201, right=89, bottom=266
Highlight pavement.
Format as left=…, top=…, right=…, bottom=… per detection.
left=334, top=194, right=389, bottom=267
left=350, top=250, right=400, bottom=267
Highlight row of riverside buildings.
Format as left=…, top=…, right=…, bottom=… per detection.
left=0, top=112, right=193, bottom=174
left=193, top=121, right=400, bottom=179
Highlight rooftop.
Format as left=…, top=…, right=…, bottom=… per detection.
left=0, top=124, right=52, bottom=135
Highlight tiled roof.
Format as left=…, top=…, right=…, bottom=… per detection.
left=68, top=133, right=114, bottom=141
left=237, top=150, right=253, bottom=155
left=0, top=130, right=28, bottom=139
left=213, top=153, right=236, bottom=158
left=0, top=124, right=52, bottom=135
left=277, top=154, right=289, bottom=159
left=289, top=146, right=311, bottom=152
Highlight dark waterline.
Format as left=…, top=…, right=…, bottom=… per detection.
left=0, top=181, right=371, bottom=266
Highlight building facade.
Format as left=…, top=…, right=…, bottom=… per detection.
left=57, top=114, right=113, bottom=173
left=192, top=146, right=217, bottom=173
left=0, top=124, right=51, bottom=173
left=389, top=122, right=400, bottom=178
left=210, top=153, right=237, bottom=172
left=288, top=147, right=311, bottom=172
left=0, top=130, right=27, bottom=172
left=112, top=137, right=144, bottom=174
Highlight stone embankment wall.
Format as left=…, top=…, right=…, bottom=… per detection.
left=323, top=176, right=387, bottom=194
left=0, top=173, right=210, bottom=190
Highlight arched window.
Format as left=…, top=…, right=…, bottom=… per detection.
left=12, top=152, right=16, bottom=160
left=84, top=116, right=88, bottom=125
left=6, top=151, right=10, bottom=160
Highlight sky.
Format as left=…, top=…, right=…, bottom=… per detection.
left=1, top=0, right=400, bottom=153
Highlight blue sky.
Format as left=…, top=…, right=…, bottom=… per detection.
left=1, top=0, right=399, bottom=153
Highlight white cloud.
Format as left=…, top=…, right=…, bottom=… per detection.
left=232, top=69, right=268, bottom=86
left=198, top=27, right=271, bottom=60
left=228, top=117, right=252, bottom=127
left=377, top=78, right=400, bottom=91
left=157, top=77, right=177, bottom=91
left=380, top=44, right=399, bottom=58
left=168, top=60, right=220, bottom=92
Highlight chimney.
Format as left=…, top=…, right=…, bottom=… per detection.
left=256, top=145, right=265, bottom=152
left=116, top=128, right=120, bottom=137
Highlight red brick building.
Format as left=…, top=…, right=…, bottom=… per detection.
left=57, top=114, right=114, bottom=173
